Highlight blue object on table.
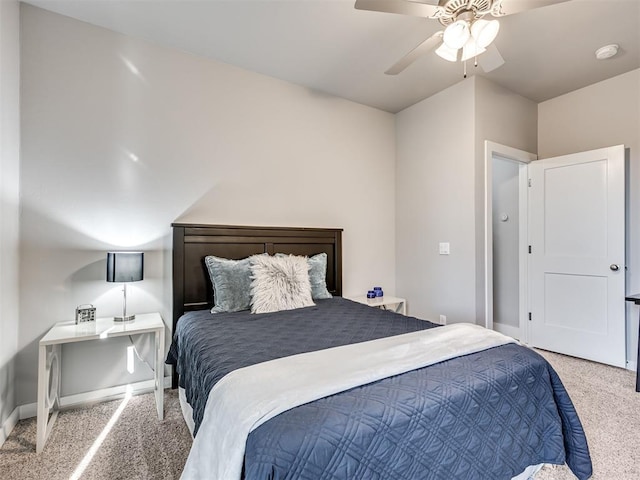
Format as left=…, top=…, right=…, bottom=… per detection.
left=367, top=290, right=376, bottom=299
left=373, top=287, right=383, bottom=297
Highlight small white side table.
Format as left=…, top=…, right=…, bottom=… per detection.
left=36, top=312, right=165, bottom=453
left=348, top=295, right=407, bottom=315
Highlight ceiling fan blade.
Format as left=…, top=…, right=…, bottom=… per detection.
left=478, top=44, right=505, bottom=72
left=355, top=0, right=440, bottom=18
left=494, top=0, right=571, bottom=16
left=385, top=32, right=443, bottom=75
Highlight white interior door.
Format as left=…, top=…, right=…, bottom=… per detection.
left=529, top=145, right=625, bottom=367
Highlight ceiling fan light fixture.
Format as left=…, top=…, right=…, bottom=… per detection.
left=470, top=19, right=500, bottom=48
left=461, top=38, right=486, bottom=62
left=443, top=20, right=470, bottom=49
left=435, top=42, right=459, bottom=62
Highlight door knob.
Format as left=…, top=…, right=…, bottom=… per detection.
left=610, top=264, right=619, bottom=271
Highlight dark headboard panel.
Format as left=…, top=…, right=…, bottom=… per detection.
left=172, top=223, right=343, bottom=340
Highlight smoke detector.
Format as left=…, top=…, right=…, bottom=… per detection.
left=595, top=44, right=619, bottom=60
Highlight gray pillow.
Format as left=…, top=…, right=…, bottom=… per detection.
left=250, top=255, right=315, bottom=314
left=275, top=252, right=332, bottom=300
left=205, top=254, right=264, bottom=313
left=307, top=252, right=333, bottom=300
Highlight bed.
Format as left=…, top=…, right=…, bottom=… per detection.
left=167, top=223, right=592, bottom=480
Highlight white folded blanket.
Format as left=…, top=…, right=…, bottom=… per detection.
left=181, top=323, right=515, bottom=479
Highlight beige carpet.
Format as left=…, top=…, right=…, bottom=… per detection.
left=1, top=350, right=638, bottom=479
left=534, top=349, right=640, bottom=480
left=0, top=390, right=191, bottom=480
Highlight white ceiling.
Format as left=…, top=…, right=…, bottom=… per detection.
left=24, top=0, right=640, bottom=113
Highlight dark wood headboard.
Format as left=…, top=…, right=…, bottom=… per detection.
left=171, top=224, right=343, bottom=385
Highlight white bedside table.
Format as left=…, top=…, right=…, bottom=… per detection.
left=36, top=312, right=165, bottom=453
left=348, top=295, right=407, bottom=315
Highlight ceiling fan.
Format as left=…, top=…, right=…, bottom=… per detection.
left=355, top=0, right=570, bottom=75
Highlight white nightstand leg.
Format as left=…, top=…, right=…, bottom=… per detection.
left=36, top=344, right=61, bottom=453
left=154, top=327, right=165, bottom=420
left=36, top=344, right=47, bottom=453
left=384, top=302, right=407, bottom=315
left=53, top=344, right=61, bottom=408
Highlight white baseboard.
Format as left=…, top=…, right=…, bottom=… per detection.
left=0, top=406, right=20, bottom=448
left=18, top=376, right=172, bottom=420
left=493, top=322, right=521, bottom=340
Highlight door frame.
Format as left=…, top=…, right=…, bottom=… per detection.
left=484, top=141, right=536, bottom=340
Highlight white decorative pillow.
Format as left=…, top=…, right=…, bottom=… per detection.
left=250, top=254, right=315, bottom=314
left=275, top=252, right=332, bottom=300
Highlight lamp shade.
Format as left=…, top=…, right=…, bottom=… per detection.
left=106, top=252, right=144, bottom=283
left=443, top=20, right=470, bottom=50
left=435, top=42, right=459, bottom=62
left=471, top=19, right=500, bottom=48
left=461, top=37, right=486, bottom=62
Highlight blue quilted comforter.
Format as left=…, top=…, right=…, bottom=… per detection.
left=167, top=297, right=592, bottom=480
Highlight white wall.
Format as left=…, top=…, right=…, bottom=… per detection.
left=0, top=0, right=21, bottom=444
left=396, top=79, right=476, bottom=323
left=538, top=69, right=640, bottom=369
left=396, top=76, right=536, bottom=325
left=18, top=5, right=397, bottom=405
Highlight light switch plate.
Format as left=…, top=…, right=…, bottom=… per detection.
left=439, top=242, right=450, bottom=255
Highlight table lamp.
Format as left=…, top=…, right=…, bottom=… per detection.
left=106, top=252, right=144, bottom=322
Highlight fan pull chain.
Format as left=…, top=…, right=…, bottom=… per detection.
left=463, top=56, right=479, bottom=79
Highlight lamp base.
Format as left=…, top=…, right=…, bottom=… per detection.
left=114, top=314, right=135, bottom=323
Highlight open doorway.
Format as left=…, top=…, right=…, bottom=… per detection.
left=484, top=141, right=535, bottom=341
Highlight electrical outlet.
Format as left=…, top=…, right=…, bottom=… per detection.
left=439, top=315, right=447, bottom=325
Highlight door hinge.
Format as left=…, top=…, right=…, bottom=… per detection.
left=528, top=178, right=532, bottom=187
left=528, top=245, right=532, bottom=254
left=528, top=312, right=532, bottom=321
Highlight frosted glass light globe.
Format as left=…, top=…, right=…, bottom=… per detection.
left=471, top=19, right=500, bottom=48
left=435, top=42, right=459, bottom=62
left=443, top=20, right=470, bottom=49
